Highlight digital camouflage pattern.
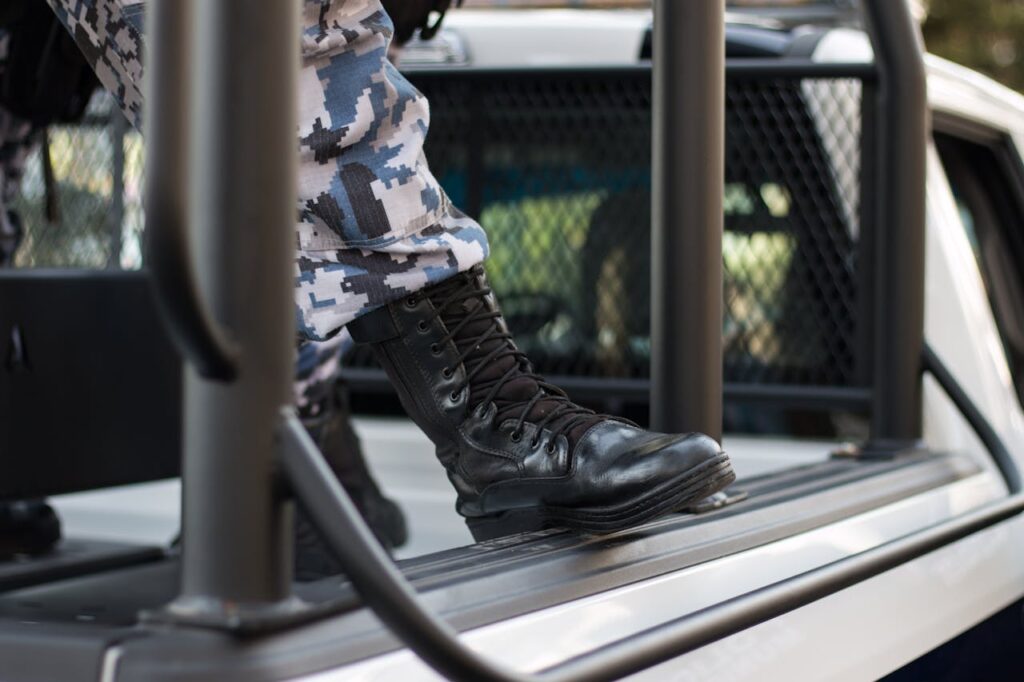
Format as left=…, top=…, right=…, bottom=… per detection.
left=42, top=0, right=145, bottom=130
left=44, top=0, right=489, bottom=341
left=294, top=333, right=350, bottom=413
left=294, top=0, right=487, bottom=339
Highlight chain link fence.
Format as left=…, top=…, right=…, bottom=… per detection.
left=10, top=91, right=144, bottom=270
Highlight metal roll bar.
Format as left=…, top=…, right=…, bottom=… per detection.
left=922, top=344, right=1021, bottom=494
left=861, top=0, right=929, bottom=451
left=650, top=0, right=725, bottom=441
left=145, top=0, right=301, bottom=623
left=144, top=0, right=238, bottom=382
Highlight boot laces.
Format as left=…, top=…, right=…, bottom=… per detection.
left=419, top=270, right=607, bottom=451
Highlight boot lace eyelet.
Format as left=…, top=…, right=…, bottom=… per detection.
left=510, top=431, right=522, bottom=443
left=442, top=367, right=453, bottom=379
left=430, top=343, right=441, bottom=355
left=417, top=320, right=429, bottom=332
left=545, top=443, right=557, bottom=455
left=405, top=296, right=418, bottom=308
left=450, top=390, right=461, bottom=402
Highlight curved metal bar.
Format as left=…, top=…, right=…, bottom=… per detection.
left=922, top=343, right=1022, bottom=494
left=144, top=0, right=239, bottom=381
left=278, top=411, right=525, bottom=682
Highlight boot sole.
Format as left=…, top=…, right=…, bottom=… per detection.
left=465, top=452, right=736, bottom=542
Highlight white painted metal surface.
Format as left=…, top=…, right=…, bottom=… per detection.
left=437, top=10, right=650, bottom=67
left=434, top=8, right=805, bottom=68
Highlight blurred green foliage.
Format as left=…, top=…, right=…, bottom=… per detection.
left=924, top=0, right=1024, bottom=92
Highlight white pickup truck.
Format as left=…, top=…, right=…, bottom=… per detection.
left=3, top=4, right=1024, bottom=682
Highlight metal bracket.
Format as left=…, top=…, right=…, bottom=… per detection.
left=141, top=594, right=329, bottom=636
left=683, top=488, right=749, bottom=514
left=833, top=439, right=929, bottom=461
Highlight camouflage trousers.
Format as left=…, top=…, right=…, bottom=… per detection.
left=0, top=23, right=338, bottom=410
left=3, top=1, right=491, bottom=407
left=45, top=0, right=490, bottom=341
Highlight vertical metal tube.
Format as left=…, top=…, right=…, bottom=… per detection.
left=147, top=0, right=298, bottom=612
left=650, top=0, right=725, bottom=441
left=861, top=0, right=928, bottom=449
left=854, top=81, right=878, bottom=391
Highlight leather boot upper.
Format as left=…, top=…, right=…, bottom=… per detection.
left=348, top=266, right=725, bottom=519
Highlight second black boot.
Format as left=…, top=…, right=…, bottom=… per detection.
left=348, top=265, right=735, bottom=540
left=293, top=376, right=407, bottom=579
left=0, top=499, right=61, bottom=559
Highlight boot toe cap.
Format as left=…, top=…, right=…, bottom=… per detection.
left=474, top=422, right=728, bottom=514
left=572, top=424, right=725, bottom=499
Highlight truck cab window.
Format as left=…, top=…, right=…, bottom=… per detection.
left=935, top=131, right=1024, bottom=404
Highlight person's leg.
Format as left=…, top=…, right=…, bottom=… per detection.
left=295, top=1, right=734, bottom=538
left=292, top=0, right=488, bottom=339
left=40, top=0, right=486, bottom=331
left=43, top=0, right=488, bottom=339
left=294, top=336, right=407, bottom=576
left=295, top=335, right=406, bottom=551
left=47, top=0, right=734, bottom=540
left=37, top=0, right=410, bottom=557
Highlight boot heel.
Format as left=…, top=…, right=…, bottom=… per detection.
left=465, top=509, right=549, bottom=542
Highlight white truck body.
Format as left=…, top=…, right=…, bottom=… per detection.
left=40, top=9, right=1024, bottom=681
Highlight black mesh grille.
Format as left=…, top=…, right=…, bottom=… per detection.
left=12, top=67, right=865, bottom=396
left=345, top=68, right=863, bottom=389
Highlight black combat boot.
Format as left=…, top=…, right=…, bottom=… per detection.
left=348, top=265, right=735, bottom=540
left=0, top=499, right=61, bottom=559
left=294, top=378, right=407, bottom=579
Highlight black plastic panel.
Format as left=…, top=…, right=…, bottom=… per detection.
left=0, top=539, right=163, bottom=593
left=0, top=270, right=182, bottom=500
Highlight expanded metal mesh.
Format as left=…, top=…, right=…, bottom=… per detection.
left=10, top=91, right=144, bottom=270
left=346, top=69, right=863, bottom=388
left=13, top=70, right=863, bottom=390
